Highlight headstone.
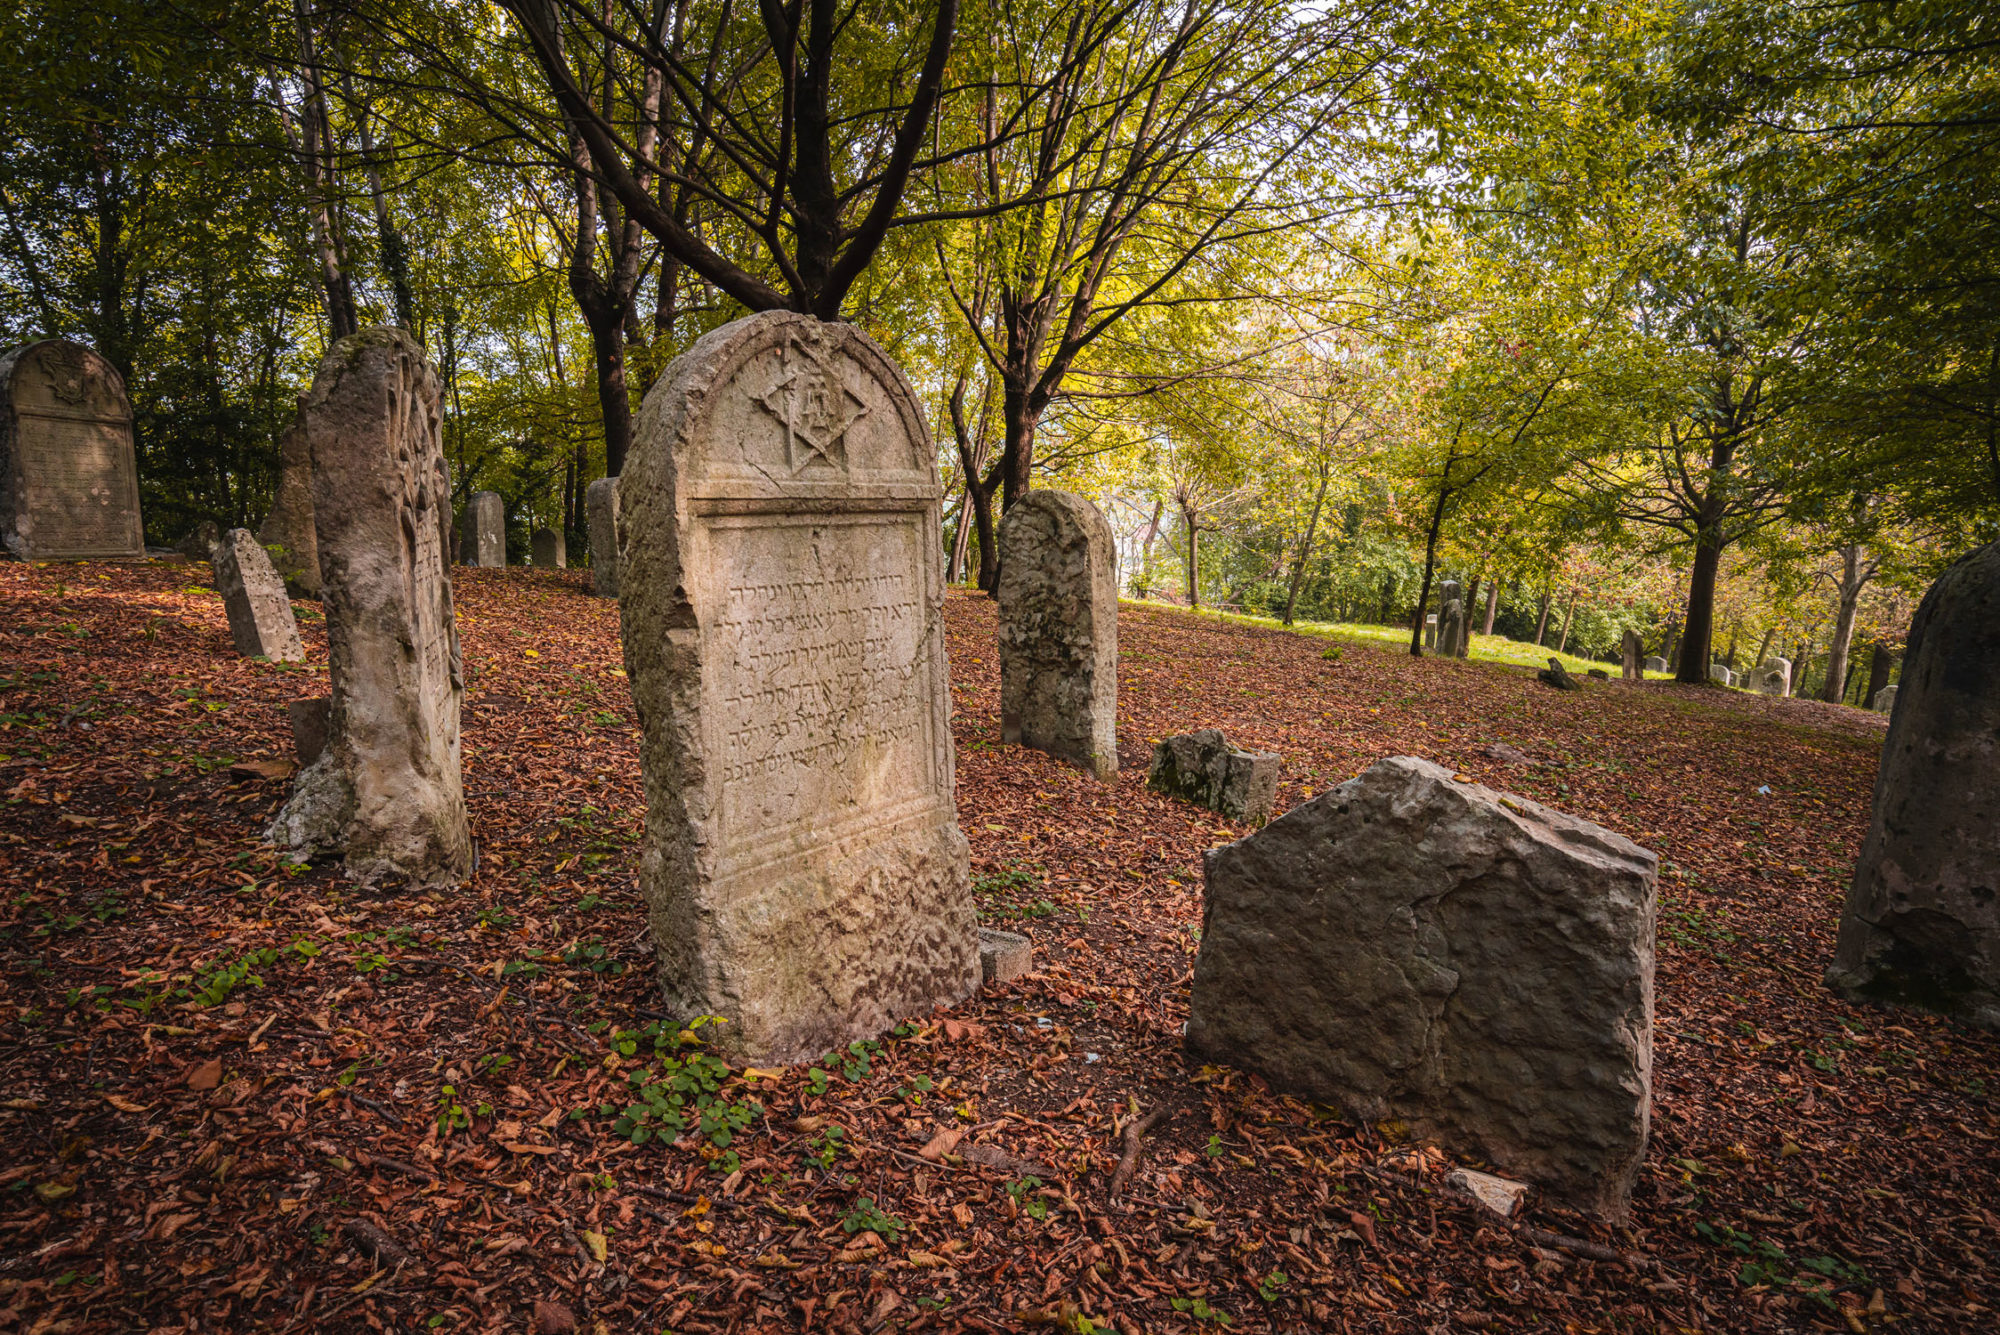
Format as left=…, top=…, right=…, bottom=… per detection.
left=1643, top=656, right=1667, bottom=674
left=1828, top=541, right=2000, bottom=1029
left=461, top=490, right=505, bottom=567
left=1187, top=756, right=1656, bottom=1219
left=1537, top=657, right=1581, bottom=691
left=587, top=475, right=620, bottom=597
left=267, top=327, right=470, bottom=888
left=1147, top=729, right=1280, bottom=825
left=1753, top=656, right=1791, bottom=696
left=619, top=310, right=976, bottom=1064
left=174, top=521, right=220, bottom=564
left=1871, top=684, right=1897, bottom=714
left=978, top=927, right=1033, bottom=984
left=531, top=526, right=566, bottom=569
left=1620, top=630, right=1643, bottom=680
left=1439, top=581, right=1467, bottom=658
left=997, top=490, right=1119, bottom=778
left=1424, top=613, right=1438, bottom=649
left=258, top=412, right=320, bottom=596
left=209, top=528, right=304, bottom=662
left=0, top=339, right=144, bottom=561
left=1709, top=662, right=1734, bottom=687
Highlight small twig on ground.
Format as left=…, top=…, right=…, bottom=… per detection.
left=347, top=1092, right=404, bottom=1126
left=1512, top=1220, right=1650, bottom=1270
left=344, top=1217, right=415, bottom=1268
left=1109, top=1105, right=1170, bottom=1202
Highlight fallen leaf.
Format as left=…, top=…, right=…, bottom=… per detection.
left=186, top=1058, right=223, bottom=1091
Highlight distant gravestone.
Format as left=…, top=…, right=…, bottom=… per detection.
left=1644, top=655, right=1667, bottom=674
left=1187, top=756, right=1657, bottom=1220
left=1620, top=630, right=1643, bottom=681
left=210, top=528, right=303, bottom=662
left=1871, top=684, right=1898, bottom=713
left=1709, top=662, right=1734, bottom=687
left=531, top=526, right=566, bottom=569
left=267, top=327, right=470, bottom=888
left=461, top=491, right=505, bottom=567
left=1424, top=613, right=1438, bottom=649
left=997, top=490, right=1119, bottom=779
left=1147, top=728, right=1280, bottom=825
left=0, top=339, right=144, bottom=560
left=1586, top=667, right=1610, bottom=681
left=1753, top=656, right=1792, bottom=697
left=619, top=310, right=977, bottom=1064
left=259, top=412, right=319, bottom=596
left=587, top=476, right=620, bottom=597
left=1829, top=541, right=2000, bottom=1029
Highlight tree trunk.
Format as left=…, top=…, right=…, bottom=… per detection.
left=1753, top=627, right=1775, bottom=670
left=1458, top=575, right=1480, bottom=657
left=1182, top=507, right=1200, bottom=609
left=1556, top=588, right=1578, bottom=654
left=945, top=495, right=974, bottom=584
left=1281, top=463, right=1333, bottom=626
left=1136, top=499, right=1164, bottom=598
left=997, top=386, right=1037, bottom=518
left=1411, top=455, right=1454, bottom=657
left=1675, top=528, right=1726, bottom=684
left=1534, top=592, right=1551, bottom=646
left=583, top=309, right=633, bottom=477
left=1481, top=580, right=1498, bottom=635
left=1863, top=642, right=1894, bottom=709
left=1821, top=545, right=1867, bottom=704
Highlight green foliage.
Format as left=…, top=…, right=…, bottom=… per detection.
left=589, top=1019, right=760, bottom=1171
left=840, top=1197, right=905, bottom=1244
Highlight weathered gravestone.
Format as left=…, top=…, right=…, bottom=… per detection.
left=1424, top=614, right=1438, bottom=649
left=1871, top=684, right=1898, bottom=714
left=259, top=412, right=319, bottom=596
left=1709, top=662, right=1734, bottom=687
left=1187, top=755, right=1657, bottom=1219
left=1439, top=581, right=1466, bottom=661
left=619, top=311, right=977, bottom=1064
left=461, top=491, right=505, bottom=567
left=531, top=526, right=566, bottom=569
left=1752, top=656, right=1791, bottom=697
left=1537, top=657, right=1582, bottom=691
left=0, top=339, right=144, bottom=560
left=1148, top=729, right=1280, bottom=825
left=210, top=528, right=304, bottom=662
left=1644, top=655, right=1668, bottom=674
left=267, top=328, right=471, bottom=888
left=1621, top=630, right=1643, bottom=681
left=997, top=490, right=1119, bottom=778
left=1828, top=541, right=2000, bottom=1029
left=587, top=476, right=620, bottom=597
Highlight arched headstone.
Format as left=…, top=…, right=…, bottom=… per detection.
left=0, top=339, right=143, bottom=560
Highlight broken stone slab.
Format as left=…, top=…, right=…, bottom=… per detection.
left=1447, top=1167, right=1529, bottom=1219
left=1828, top=540, right=2000, bottom=1029
left=1423, top=613, right=1437, bottom=649
left=997, top=489, right=1119, bottom=779
left=210, top=528, right=304, bottom=662
left=1586, top=667, right=1610, bottom=681
left=978, top=927, right=1034, bottom=984
left=460, top=491, right=505, bottom=567
left=175, top=521, right=221, bottom=564
left=587, top=476, right=620, bottom=597
left=1186, top=755, right=1657, bottom=1220
left=1536, top=658, right=1581, bottom=691
left=620, top=310, right=977, bottom=1064
left=290, top=697, right=332, bottom=767
left=1147, top=729, right=1280, bottom=825
left=259, top=411, right=320, bottom=596
left=266, top=326, right=471, bottom=889
left=531, top=527, right=566, bottom=569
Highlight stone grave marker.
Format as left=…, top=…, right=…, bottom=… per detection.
left=619, top=311, right=977, bottom=1064
left=461, top=491, right=505, bottom=567
left=1187, top=755, right=1656, bottom=1219
left=1709, top=662, right=1734, bottom=687
left=587, top=476, right=620, bottom=597
left=1148, top=729, right=1280, bottom=825
left=1644, top=656, right=1667, bottom=673
left=978, top=928, right=1034, bottom=984
left=210, top=528, right=304, bottom=662
left=1829, top=541, right=2000, bottom=1029
left=259, top=411, right=319, bottom=596
left=267, top=327, right=470, bottom=888
left=1871, top=684, right=1897, bottom=713
left=1753, top=656, right=1791, bottom=696
left=0, top=339, right=144, bottom=560
left=1621, top=630, right=1643, bottom=680
left=1424, top=613, right=1438, bottom=649
left=532, top=526, right=566, bottom=569
left=997, top=489, right=1118, bottom=778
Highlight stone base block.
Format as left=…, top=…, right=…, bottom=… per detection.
left=978, top=928, right=1033, bottom=984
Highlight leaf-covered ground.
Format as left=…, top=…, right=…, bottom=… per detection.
left=1, top=561, right=1994, bottom=1335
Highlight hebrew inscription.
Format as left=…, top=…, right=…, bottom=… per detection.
left=1, top=340, right=144, bottom=560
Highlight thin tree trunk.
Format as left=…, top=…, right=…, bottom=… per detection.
left=1458, top=575, right=1480, bottom=657
left=1863, top=642, right=1894, bottom=709
left=288, top=3, right=357, bottom=341
left=1137, top=499, right=1164, bottom=598
left=1534, top=592, right=1551, bottom=646
left=1556, top=588, right=1578, bottom=654
left=1281, top=462, right=1333, bottom=626
left=1182, top=507, right=1200, bottom=609
left=1821, top=545, right=1867, bottom=704
left=1753, top=627, right=1776, bottom=669
left=1411, top=454, right=1455, bottom=657
left=343, top=71, right=414, bottom=330
left=1676, top=528, right=1727, bottom=684
left=1481, top=581, right=1499, bottom=635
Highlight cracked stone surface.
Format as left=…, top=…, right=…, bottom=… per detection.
left=1146, top=728, right=1278, bottom=825
left=1186, top=755, right=1657, bottom=1220
left=997, top=489, right=1118, bottom=778
left=1829, top=540, right=2000, bottom=1029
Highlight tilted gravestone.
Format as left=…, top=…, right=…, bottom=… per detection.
left=620, top=311, right=977, bottom=1064
left=1828, top=541, right=2000, bottom=1029
left=259, top=412, right=319, bottom=596
left=1187, top=756, right=1657, bottom=1219
left=1148, top=729, right=1280, bottom=825
left=210, top=528, right=303, bottom=662
left=997, top=490, right=1119, bottom=778
left=531, top=526, right=566, bottom=569
left=461, top=491, right=505, bottom=567
left=267, top=327, right=470, bottom=888
left=0, top=339, right=144, bottom=561
left=1621, top=630, right=1643, bottom=680
left=587, top=475, right=620, bottom=597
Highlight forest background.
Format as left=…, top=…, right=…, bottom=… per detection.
left=2, top=0, right=1994, bottom=699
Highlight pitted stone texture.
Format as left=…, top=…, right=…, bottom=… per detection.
left=978, top=928, right=1034, bottom=984
left=532, top=527, right=566, bottom=569
left=1829, top=541, right=2000, bottom=1029
left=1187, top=756, right=1656, bottom=1220
left=620, top=310, right=977, bottom=1065
left=259, top=413, right=319, bottom=596
left=997, top=490, right=1119, bottom=778
left=461, top=491, right=505, bottom=567
left=1147, top=729, right=1279, bottom=826
left=210, top=528, right=303, bottom=662
left=267, top=327, right=470, bottom=889
left=1751, top=657, right=1791, bottom=696
left=0, top=339, right=144, bottom=561
left=587, top=476, right=620, bottom=597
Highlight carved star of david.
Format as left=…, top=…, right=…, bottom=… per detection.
left=756, top=338, right=867, bottom=473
